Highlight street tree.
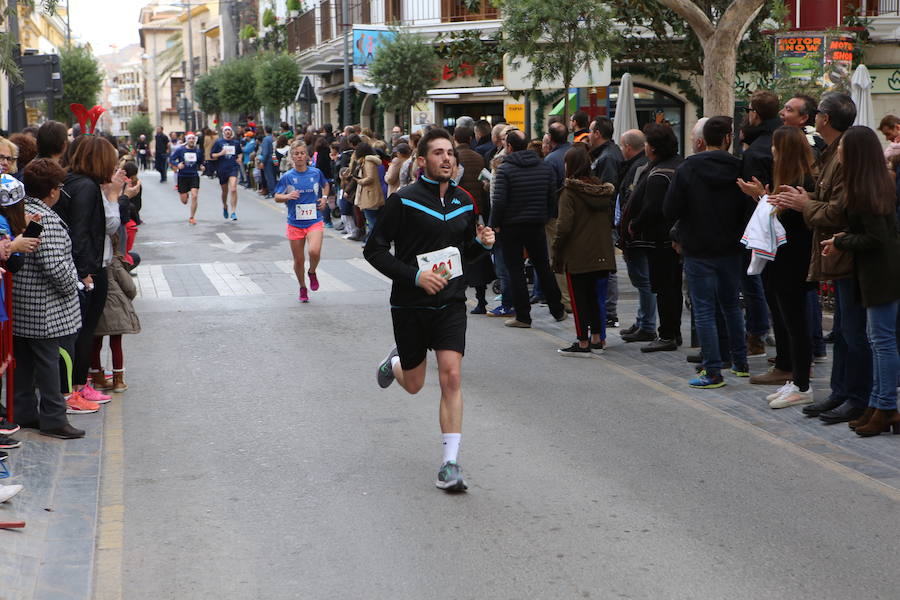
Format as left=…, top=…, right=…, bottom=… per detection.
left=194, top=66, right=223, bottom=119
left=218, top=55, right=260, bottom=117
left=496, top=0, right=616, bottom=124
left=256, top=52, right=300, bottom=117
left=128, top=114, right=153, bottom=140
left=368, top=30, right=440, bottom=132
left=653, top=0, right=766, bottom=116
left=56, top=45, right=104, bottom=126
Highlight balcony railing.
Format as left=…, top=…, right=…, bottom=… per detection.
left=320, top=0, right=332, bottom=41
left=440, top=0, right=497, bottom=22
left=287, top=8, right=317, bottom=53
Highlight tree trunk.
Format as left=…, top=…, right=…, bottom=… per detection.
left=656, top=0, right=764, bottom=117
left=700, top=34, right=739, bottom=117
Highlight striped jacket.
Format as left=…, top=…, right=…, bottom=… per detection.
left=12, top=197, right=82, bottom=339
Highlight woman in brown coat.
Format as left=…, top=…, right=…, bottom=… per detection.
left=551, top=144, right=616, bottom=356
left=91, top=251, right=141, bottom=392
left=353, top=142, right=385, bottom=242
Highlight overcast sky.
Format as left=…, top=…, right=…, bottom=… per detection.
left=67, top=0, right=148, bottom=55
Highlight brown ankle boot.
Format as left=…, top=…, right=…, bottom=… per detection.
left=848, top=407, right=875, bottom=430
left=855, top=408, right=900, bottom=437
left=112, top=370, right=128, bottom=393
left=89, top=369, right=112, bottom=391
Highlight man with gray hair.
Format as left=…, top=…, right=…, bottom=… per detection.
left=618, top=128, right=656, bottom=342
left=455, top=115, right=475, bottom=131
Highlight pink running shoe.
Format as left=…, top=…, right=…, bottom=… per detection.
left=66, top=392, right=100, bottom=414
left=81, top=383, right=111, bottom=404
left=299, top=287, right=309, bottom=303
left=308, top=271, right=319, bottom=291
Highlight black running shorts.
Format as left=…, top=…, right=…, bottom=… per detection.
left=177, top=175, right=200, bottom=194
left=391, top=302, right=467, bottom=370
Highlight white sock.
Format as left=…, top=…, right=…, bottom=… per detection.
left=390, top=356, right=400, bottom=369
left=442, top=433, right=461, bottom=464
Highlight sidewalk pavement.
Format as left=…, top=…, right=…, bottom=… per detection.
left=0, top=413, right=103, bottom=600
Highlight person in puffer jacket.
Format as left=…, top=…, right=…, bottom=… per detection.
left=488, top=128, right=567, bottom=328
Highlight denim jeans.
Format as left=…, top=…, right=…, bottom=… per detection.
left=741, top=271, right=770, bottom=336
left=363, top=208, right=379, bottom=242
left=831, top=278, right=872, bottom=408
left=866, top=300, right=899, bottom=410
left=683, top=254, right=748, bottom=376
left=624, top=248, right=656, bottom=333
left=263, top=162, right=277, bottom=195
left=492, top=241, right=511, bottom=308
left=807, top=289, right=825, bottom=357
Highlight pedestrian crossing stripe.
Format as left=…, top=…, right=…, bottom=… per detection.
left=134, top=259, right=391, bottom=299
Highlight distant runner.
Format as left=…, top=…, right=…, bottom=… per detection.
left=169, top=132, right=204, bottom=225
left=210, top=122, right=243, bottom=220
left=274, top=140, right=330, bottom=303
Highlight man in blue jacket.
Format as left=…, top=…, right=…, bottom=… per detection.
left=259, top=125, right=275, bottom=198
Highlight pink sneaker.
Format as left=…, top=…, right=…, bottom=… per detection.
left=80, top=383, right=111, bottom=404
left=298, top=287, right=309, bottom=303
left=308, top=271, right=319, bottom=291
left=66, top=392, right=100, bottom=414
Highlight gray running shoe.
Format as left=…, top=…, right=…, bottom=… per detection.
left=435, top=461, right=468, bottom=492
left=377, top=346, right=399, bottom=389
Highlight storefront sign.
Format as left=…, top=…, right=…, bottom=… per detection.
left=869, top=68, right=900, bottom=94
left=352, top=29, right=396, bottom=84
left=410, top=101, right=435, bottom=133
left=773, top=31, right=854, bottom=91
left=505, top=103, right=525, bottom=130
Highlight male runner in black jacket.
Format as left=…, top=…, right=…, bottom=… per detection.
left=364, top=128, right=494, bottom=492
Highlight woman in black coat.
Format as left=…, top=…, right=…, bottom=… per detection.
left=56, top=136, right=125, bottom=407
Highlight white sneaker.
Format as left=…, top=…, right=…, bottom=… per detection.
left=0, top=484, right=23, bottom=503
left=766, top=381, right=794, bottom=402
left=770, top=388, right=814, bottom=409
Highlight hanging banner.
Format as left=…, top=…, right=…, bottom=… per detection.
left=773, top=31, right=854, bottom=91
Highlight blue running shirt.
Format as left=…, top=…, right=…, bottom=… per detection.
left=212, top=138, right=242, bottom=174
left=275, top=167, right=329, bottom=229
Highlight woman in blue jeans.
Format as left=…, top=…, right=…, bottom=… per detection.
left=822, top=126, right=900, bottom=437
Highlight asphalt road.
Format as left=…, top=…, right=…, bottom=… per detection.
left=104, top=169, right=899, bottom=600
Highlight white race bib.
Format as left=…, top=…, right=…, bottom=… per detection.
left=295, top=203, right=317, bottom=221
left=139, top=149, right=146, bottom=154
left=184, top=152, right=197, bottom=164
left=224, top=145, right=235, bottom=157
left=416, top=246, right=463, bottom=280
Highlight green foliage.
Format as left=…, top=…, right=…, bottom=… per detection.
left=434, top=29, right=504, bottom=88
left=614, top=0, right=774, bottom=115
left=127, top=114, right=154, bottom=139
left=240, top=24, right=258, bottom=40
left=256, top=52, right=300, bottom=112
left=218, top=55, right=260, bottom=116
left=262, top=7, right=276, bottom=27
left=286, top=0, right=301, bottom=11
left=368, top=30, right=440, bottom=130
left=56, top=46, right=104, bottom=126
left=497, top=0, right=615, bottom=122
left=194, top=67, right=223, bottom=115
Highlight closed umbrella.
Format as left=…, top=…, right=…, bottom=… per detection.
left=613, top=73, right=638, bottom=144
left=851, top=64, right=875, bottom=130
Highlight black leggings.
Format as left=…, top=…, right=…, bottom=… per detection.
left=74, top=269, right=109, bottom=386
left=567, top=271, right=608, bottom=341
left=772, top=285, right=812, bottom=391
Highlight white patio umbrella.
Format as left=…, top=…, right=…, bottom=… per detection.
left=613, top=73, right=638, bottom=144
left=851, top=64, right=875, bottom=130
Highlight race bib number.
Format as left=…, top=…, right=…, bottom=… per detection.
left=224, top=145, right=235, bottom=157
left=139, top=149, right=146, bottom=154
left=295, top=203, right=317, bottom=221
left=416, top=246, right=463, bottom=280
left=184, top=152, right=197, bottom=164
